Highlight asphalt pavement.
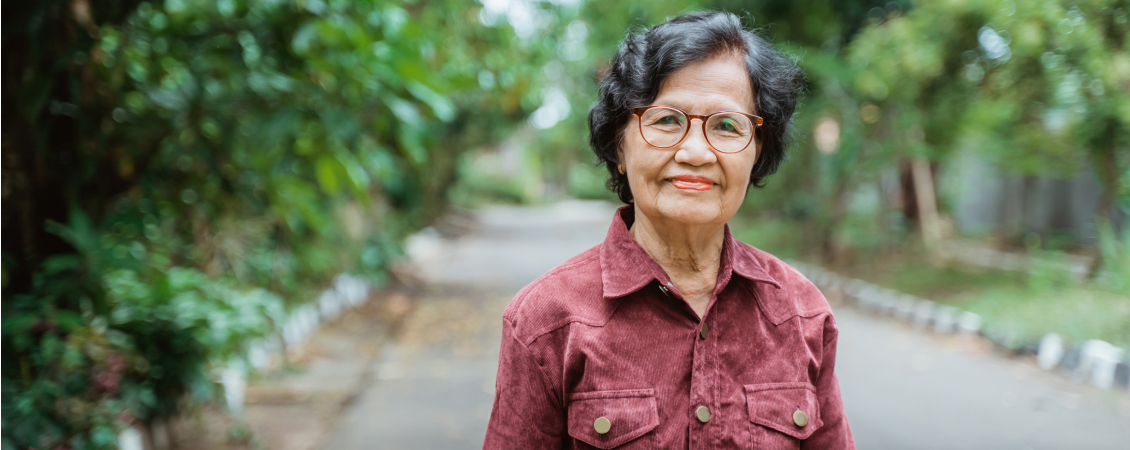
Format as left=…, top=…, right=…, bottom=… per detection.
left=326, top=201, right=1130, bottom=449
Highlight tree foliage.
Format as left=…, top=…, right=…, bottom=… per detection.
left=2, top=0, right=566, bottom=447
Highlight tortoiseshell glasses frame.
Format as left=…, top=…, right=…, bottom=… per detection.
left=631, top=105, right=764, bottom=154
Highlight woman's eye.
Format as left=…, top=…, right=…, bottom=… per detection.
left=655, top=115, right=680, bottom=125
left=715, top=119, right=738, bottom=132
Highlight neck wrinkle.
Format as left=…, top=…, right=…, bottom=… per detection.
left=628, top=204, right=726, bottom=280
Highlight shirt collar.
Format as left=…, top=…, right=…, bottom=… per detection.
left=599, top=206, right=780, bottom=299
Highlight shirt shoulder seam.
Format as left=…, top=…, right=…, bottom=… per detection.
left=520, top=310, right=615, bottom=347
left=747, top=279, right=833, bottom=325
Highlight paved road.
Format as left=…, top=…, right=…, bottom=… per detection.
left=327, top=201, right=1130, bottom=449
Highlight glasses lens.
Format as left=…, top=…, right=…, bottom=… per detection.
left=705, top=113, right=754, bottom=153
left=639, top=107, right=688, bottom=147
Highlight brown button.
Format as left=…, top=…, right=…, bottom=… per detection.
left=793, top=409, right=808, bottom=427
left=594, top=417, right=611, bottom=434
left=658, top=285, right=671, bottom=296
left=695, top=405, right=711, bottom=423
left=700, top=322, right=709, bottom=339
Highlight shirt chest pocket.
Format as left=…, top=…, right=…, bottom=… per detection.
left=745, top=382, right=823, bottom=449
left=566, top=389, right=659, bottom=449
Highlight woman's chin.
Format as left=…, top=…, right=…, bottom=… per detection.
left=649, top=196, right=727, bottom=225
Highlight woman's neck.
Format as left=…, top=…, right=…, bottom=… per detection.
left=628, top=204, right=725, bottom=316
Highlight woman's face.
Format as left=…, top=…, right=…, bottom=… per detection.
left=619, top=54, right=759, bottom=228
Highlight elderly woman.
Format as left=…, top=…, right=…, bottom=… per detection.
left=484, top=11, right=853, bottom=449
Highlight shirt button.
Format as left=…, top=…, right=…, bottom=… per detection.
left=700, top=322, right=709, bottom=339
left=695, top=405, right=711, bottom=423
left=594, top=417, right=611, bottom=434
left=658, top=285, right=671, bottom=296
left=793, top=410, right=808, bottom=427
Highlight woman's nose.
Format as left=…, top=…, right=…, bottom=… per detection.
left=674, top=118, right=718, bottom=166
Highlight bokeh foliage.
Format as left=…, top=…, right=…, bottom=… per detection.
left=514, top=0, right=1128, bottom=264
left=768, top=0, right=1128, bottom=267
left=3, top=0, right=569, bottom=447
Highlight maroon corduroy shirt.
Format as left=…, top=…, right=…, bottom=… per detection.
left=483, top=207, right=854, bottom=449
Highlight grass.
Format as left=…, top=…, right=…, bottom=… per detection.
left=730, top=217, right=1130, bottom=350
left=956, top=284, right=1130, bottom=350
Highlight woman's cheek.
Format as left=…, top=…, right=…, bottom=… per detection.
left=726, top=173, right=752, bottom=207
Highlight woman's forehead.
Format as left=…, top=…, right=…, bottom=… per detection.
left=653, top=55, right=755, bottom=115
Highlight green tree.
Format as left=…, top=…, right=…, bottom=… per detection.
left=848, top=0, right=1129, bottom=265
left=2, top=0, right=564, bottom=447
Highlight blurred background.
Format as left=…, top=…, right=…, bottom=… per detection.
left=3, top=0, right=1129, bottom=449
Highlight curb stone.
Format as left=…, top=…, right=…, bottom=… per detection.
left=932, top=305, right=958, bottom=334
left=222, top=273, right=376, bottom=410
left=1016, top=340, right=1040, bottom=357
left=1115, top=362, right=1130, bottom=391
left=912, top=300, right=935, bottom=327
left=956, top=311, right=981, bottom=335
left=1060, top=346, right=1081, bottom=373
left=1079, top=340, right=1125, bottom=389
left=1037, top=334, right=1064, bottom=370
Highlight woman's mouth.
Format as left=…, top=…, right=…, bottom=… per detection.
left=669, top=175, right=714, bottom=191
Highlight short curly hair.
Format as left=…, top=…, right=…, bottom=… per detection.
left=588, top=11, right=804, bottom=204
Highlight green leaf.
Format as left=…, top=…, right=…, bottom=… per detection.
left=1, top=315, right=40, bottom=336
left=53, top=311, right=84, bottom=331
left=335, top=151, right=372, bottom=202
left=383, top=95, right=422, bottom=127
left=396, top=124, right=427, bottom=166
left=314, top=155, right=342, bottom=195
left=405, top=82, right=454, bottom=122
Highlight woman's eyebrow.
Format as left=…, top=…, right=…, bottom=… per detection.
left=648, top=99, right=688, bottom=111
left=657, top=102, right=753, bottom=116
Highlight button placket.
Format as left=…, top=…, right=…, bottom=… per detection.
left=688, top=297, right=715, bottom=448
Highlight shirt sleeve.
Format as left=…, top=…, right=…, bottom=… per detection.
left=802, top=315, right=855, bottom=449
left=482, top=317, right=566, bottom=449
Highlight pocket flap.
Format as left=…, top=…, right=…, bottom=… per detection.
left=745, top=382, right=822, bottom=440
left=567, top=389, right=659, bottom=449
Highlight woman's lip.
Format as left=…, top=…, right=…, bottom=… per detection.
left=669, top=175, right=715, bottom=191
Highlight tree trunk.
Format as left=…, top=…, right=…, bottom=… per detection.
left=911, top=158, right=942, bottom=250
left=820, top=177, right=852, bottom=266
left=1088, top=146, right=1119, bottom=279
left=898, top=158, right=919, bottom=223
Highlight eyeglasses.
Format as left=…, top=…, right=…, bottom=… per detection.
left=632, top=106, right=763, bottom=154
